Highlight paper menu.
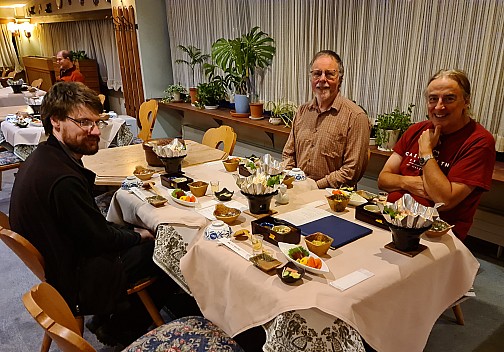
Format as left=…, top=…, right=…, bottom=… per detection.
left=276, top=206, right=332, bottom=226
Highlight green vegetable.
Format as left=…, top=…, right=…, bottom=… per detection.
left=171, top=188, right=185, bottom=199
left=267, top=175, right=281, bottom=187
left=383, top=206, right=400, bottom=219
left=287, top=246, right=309, bottom=260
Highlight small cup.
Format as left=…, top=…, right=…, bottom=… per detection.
left=250, top=234, right=263, bottom=256
left=378, top=191, right=389, bottom=203
left=210, top=180, right=220, bottom=193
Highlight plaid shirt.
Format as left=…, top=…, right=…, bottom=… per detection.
left=282, top=93, right=370, bottom=188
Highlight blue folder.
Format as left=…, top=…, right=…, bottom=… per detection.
left=299, top=215, right=373, bottom=249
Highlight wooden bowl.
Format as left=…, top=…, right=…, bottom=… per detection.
left=133, top=168, right=156, bottom=181
left=305, top=232, right=333, bottom=256
left=223, top=159, right=239, bottom=172
left=424, top=220, right=453, bottom=238
left=188, top=181, right=209, bottom=197
left=213, top=204, right=241, bottom=224
left=326, top=195, right=350, bottom=212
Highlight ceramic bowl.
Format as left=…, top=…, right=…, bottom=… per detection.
left=363, top=204, right=380, bottom=213
left=204, top=220, right=232, bottom=241
left=121, top=176, right=143, bottom=190
left=276, top=262, right=305, bottom=284
left=326, top=195, right=350, bottom=212
left=188, top=181, right=209, bottom=197
left=288, top=168, right=306, bottom=181
left=215, top=188, right=234, bottom=201
left=305, top=232, right=334, bottom=256
left=133, top=168, right=156, bottom=181
left=222, top=159, right=239, bottom=172
left=213, top=204, right=241, bottom=224
left=424, top=219, right=453, bottom=238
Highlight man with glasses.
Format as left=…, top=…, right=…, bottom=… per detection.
left=378, top=69, right=495, bottom=241
left=282, top=50, right=370, bottom=188
left=10, top=82, right=167, bottom=346
left=56, top=50, right=85, bottom=83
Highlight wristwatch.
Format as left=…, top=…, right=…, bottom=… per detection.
left=418, top=154, right=435, bottom=167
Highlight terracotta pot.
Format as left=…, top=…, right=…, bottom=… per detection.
left=249, top=102, right=264, bottom=118
left=189, top=87, right=198, bottom=104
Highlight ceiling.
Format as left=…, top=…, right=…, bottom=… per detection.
left=0, top=2, right=29, bottom=7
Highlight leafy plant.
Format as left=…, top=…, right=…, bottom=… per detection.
left=175, top=45, right=210, bottom=87
left=375, top=103, right=414, bottom=146
left=265, top=100, right=298, bottom=127
left=162, top=83, right=187, bottom=102
left=210, top=27, right=276, bottom=95
left=196, top=80, right=226, bottom=107
left=70, top=50, right=88, bottom=61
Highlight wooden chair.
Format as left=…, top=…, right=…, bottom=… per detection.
left=0, top=225, right=164, bottom=351
left=31, top=78, right=43, bottom=89
left=202, top=125, right=237, bottom=155
left=23, top=282, right=244, bottom=352
left=137, top=100, right=159, bottom=141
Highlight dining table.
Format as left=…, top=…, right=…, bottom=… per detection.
left=104, top=158, right=479, bottom=352
left=0, top=114, right=131, bottom=161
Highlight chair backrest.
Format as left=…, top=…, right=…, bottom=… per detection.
left=0, top=227, right=46, bottom=281
left=98, top=94, right=105, bottom=106
left=31, top=78, right=43, bottom=89
left=23, top=283, right=96, bottom=352
left=137, top=99, right=159, bottom=141
left=7, top=71, right=16, bottom=78
left=201, top=125, right=237, bottom=155
left=0, top=211, right=10, bottom=229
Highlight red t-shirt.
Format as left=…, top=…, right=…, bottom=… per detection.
left=389, top=119, right=495, bottom=240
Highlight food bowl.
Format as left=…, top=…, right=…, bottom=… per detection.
left=215, top=188, right=234, bottom=201
left=133, top=166, right=156, bottom=181
left=142, top=138, right=185, bottom=167
left=9, top=84, right=23, bottom=94
left=389, top=223, right=432, bottom=251
left=214, top=204, right=241, bottom=224
left=326, top=195, right=350, bottom=212
left=146, top=195, right=167, bottom=207
left=363, top=204, right=380, bottom=213
left=276, top=262, right=305, bottom=284
left=188, top=181, right=209, bottom=197
left=424, top=219, right=453, bottom=238
left=304, top=232, right=334, bottom=256
left=222, top=159, right=239, bottom=172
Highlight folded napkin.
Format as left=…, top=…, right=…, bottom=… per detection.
left=107, top=190, right=207, bottom=232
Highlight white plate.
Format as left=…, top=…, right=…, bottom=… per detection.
left=325, top=189, right=367, bottom=206
left=249, top=116, right=264, bottom=120
left=278, top=242, right=330, bottom=274
left=169, top=191, right=198, bottom=207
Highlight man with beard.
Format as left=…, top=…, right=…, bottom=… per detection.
left=282, top=50, right=370, bottom=188
left=9, top=82, right=164, bottom=346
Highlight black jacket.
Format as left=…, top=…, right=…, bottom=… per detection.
left=10, top=134, right=141, bottom=315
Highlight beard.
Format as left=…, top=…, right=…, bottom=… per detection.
left=62, top=130, right=100, bottom=155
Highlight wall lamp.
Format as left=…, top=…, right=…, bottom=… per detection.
left=7, top=21, right=35, bottom=39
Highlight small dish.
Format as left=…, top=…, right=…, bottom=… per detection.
left=213, top=204, right=241, bottom=224
left=250, top=252, right=282, bottom=272
left=276, top=262, right=305, bottom=284
left=271, top=225, right=291, bottom=235
left=326, top=188, right=367, bottom=206
left=133, top=166, right=156, bottom=181
left=170, top=191, right=198, bottom=207
left=304, top=232, right=333, bottom=256
left=188, top=181, right=209, bottom=197
left=424, top=219, right=453, bottom=238
left=215, top=188, right=234, bottom=201
left=326, top=194, right=350, bottom=212
left=278, top=242, right=329, bottom=275
left=222, top=159, right=239, bottom=172
left=363, top=204, right=380, bottom=213
left=146, top=195, right=168, bottom=207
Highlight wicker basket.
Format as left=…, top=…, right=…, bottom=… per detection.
left=305, top=232, right=333, bottom=256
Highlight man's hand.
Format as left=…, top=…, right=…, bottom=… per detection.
left=135, top=227, right=155, bottom=242
left=403, top=176, right=431, bottom=199
left=418, top=125, right=441, bottom=156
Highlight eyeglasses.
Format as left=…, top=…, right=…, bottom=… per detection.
left=310, top=69, right=338, bottom=80
left=66, top=116, right=108, bottom=130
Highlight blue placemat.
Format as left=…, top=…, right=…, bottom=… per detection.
left=299, top=215, right=373, bottom=249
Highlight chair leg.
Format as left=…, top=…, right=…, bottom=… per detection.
left=40, top=332, right=52, bottom=352
left=452, top=304, right=464, bottom=325
left=136, top=290, right=164, bottom=327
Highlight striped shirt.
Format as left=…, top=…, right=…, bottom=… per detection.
left=282, top=93, right=370, bottom=188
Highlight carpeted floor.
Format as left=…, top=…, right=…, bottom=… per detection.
left=1, top=169, right=503, bottom=352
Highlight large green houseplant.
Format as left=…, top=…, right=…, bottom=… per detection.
left=210, top=27, right=276, bottom=113
left=375, top=103, right=414, bottom=151
left=196, top=80, right=226, bottom=109
left=175, top=45, right=210, bottom=104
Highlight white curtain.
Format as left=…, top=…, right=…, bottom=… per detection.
left=165, top=0, right=504, bottom=151
left=37, top=20, right=122, bottom=91
left=0, top=25, right=22, bottom=72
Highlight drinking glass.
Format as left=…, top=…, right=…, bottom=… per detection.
left=250, top=234, right=263, bottom=256
left=210, top=180, right=220, bottom=193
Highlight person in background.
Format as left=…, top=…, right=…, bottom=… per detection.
left=378, top=69, right=496, bottom=241
left=282, top=50, right=370, bottom=189
left=9, top=82, right=169, bottom=346
left=56, top=50, right=85, bottom=83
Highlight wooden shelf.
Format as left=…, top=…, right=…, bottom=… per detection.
left=161, top=102, right=291, bottom=137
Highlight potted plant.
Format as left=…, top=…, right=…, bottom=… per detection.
left=162, top=83, right=187, bottom=102
left=175, top=45, right=210, bottom=104
left=375, top=103, right=414, bottom=151
left=195, top=80, right=226, bottom=109
left=210, top=27, right=276, bottom=114
left=265, top=100, right=298, bottom=127
left=249, top=94, right=264, bottom=119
